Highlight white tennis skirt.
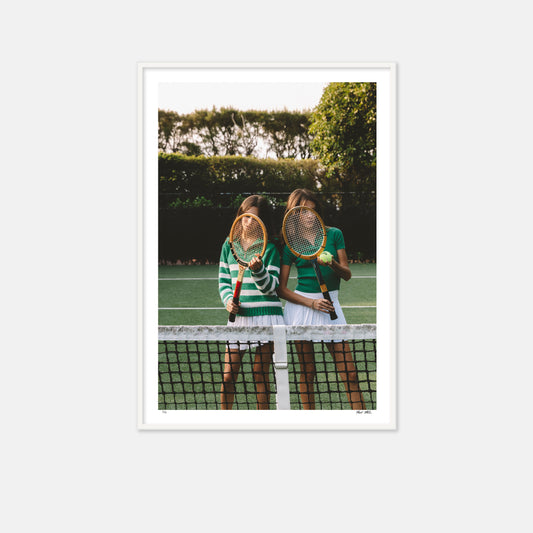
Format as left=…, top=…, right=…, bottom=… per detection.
left=283, top=290, right=347, bottom=343
left=226, top=313, right=285, bottom=350
left=283, top=290, right=347, bottom=326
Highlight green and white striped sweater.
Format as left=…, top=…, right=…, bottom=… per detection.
left=218, top=239, right=283, bottom=317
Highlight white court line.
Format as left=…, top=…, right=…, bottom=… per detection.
left=159, top=306, right=376, bottom=310
left=159, top=276, right=376, bottom=280
left=159, top=307, right=225, bottom=310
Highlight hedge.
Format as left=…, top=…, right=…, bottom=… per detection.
left=159, top=153, right=322, bottom=207
left=158, top=153, right=376, bottom=262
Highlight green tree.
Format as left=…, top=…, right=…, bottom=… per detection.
left=158, top=110, right=183, bottom=152
left=158, top=107, right=313, bottom=159
left=309, top=83, right=376, bottom=206
left=262, top=110, right=312, bottom=159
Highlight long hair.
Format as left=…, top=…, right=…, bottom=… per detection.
left=235, top=195, right=274, bottom=239
left=284, top=188, right=322, bottom=217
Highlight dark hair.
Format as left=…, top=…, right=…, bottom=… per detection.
left=235, top=195, right=274, bottom=239
left=284, top=188, right=322, bottom=216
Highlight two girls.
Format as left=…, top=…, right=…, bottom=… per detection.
left=218, top=195, right=283, bottom=410
left=219, top=189, right=366, bottom=411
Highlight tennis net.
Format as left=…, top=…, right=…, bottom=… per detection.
left=158, top=324, right=376, bottom=410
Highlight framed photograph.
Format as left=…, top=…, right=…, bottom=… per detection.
left=138, top=63, right=396, bottom=430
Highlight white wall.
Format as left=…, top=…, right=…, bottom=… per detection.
left=2, top=1, right=531, bottom=532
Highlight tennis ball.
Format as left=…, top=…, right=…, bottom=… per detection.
left=319, top=251, right=333, bottom=264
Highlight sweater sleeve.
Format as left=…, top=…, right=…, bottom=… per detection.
left=250, top=243, right=280, bottom=295
left=218, top=240, right=234, bottom=306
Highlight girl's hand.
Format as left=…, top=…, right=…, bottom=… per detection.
left=310, top=298, right=335, bottom=314
left=226, top=298, right=240, bottom=314
left=249, top=254, right=263, bottom=272
left=316, top=256, right=334, bottom=267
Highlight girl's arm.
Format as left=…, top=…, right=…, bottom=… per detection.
left=276, top=264, right=334, bottom=312
left=277, top=264, right=310, bottom=307
left=317, top=248, right=352, bottom=281
left=249, top=247, right=280, bottom=295
left=218, top=242, right=239, bottom=314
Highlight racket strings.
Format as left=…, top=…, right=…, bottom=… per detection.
left=231, top=216, right=266, bottom=263
left=284, top=209, right=325, bottom=257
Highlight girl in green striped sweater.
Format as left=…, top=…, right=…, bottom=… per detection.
left=218, top=195, right=283, bottom=410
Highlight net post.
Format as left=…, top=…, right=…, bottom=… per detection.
left=272, top=325, right=290, bottom=410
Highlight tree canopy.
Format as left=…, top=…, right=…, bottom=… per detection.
left=309, top=83, right=376, bottom=204
left=158, top=107, right=312, bottom=159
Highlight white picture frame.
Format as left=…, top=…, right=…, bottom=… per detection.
left=138, top=62, right=397, bottom=430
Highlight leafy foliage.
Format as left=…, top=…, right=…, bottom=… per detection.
left=159, top=153, right=321, bottom=208
left=309, top=83, right=376, bottom=206
left=158, top=108, right=312, bottom=159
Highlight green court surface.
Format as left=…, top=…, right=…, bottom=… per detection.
left=159, top=343, right=376, bottom=410
left=158, top=263, right=376, bottom=325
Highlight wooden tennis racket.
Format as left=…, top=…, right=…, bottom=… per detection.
left=282, top=206, right=337, bottom=320
left=228, top=213, right=268, bottom=323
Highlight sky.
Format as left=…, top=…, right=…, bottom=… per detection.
left=158, top=82, right=329, bottom=114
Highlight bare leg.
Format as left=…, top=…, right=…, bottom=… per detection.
left=253, top=342, right=273, bottom=410
left=295, top=341, right=316, bottom=410
left=328, top=341, right=366, bottom=410
left=220, top=347, right=242, bottom=410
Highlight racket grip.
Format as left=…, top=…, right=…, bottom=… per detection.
left=312, top=259, right=338, bottom=320
left=228, top=280, right=242, bottom=323
left=319, top=288, right=338, bottom=320
left=323, top=291, right=338, bottom=321
left=228, top=296, right=239, bottom=323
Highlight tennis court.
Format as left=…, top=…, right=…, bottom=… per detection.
left=158, top=262, right=376, bottom=410
left=158, top=263, right=376, bottom=326
left=159, top=326, right=376, bottom=410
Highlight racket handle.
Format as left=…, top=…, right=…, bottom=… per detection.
left=322, top=289, right=338, bottom=321
left=311, top=259, right=338, bottom=320
left=228, top=278, right=243, bottom=323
